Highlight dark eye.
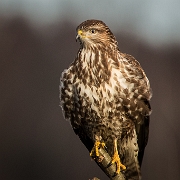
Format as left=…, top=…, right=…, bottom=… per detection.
left=91, top=29, right=96, bottom=34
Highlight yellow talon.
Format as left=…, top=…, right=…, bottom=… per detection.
left=90, top=141, right=106, bottom=157
left=111, top=139, right=126, bottom=174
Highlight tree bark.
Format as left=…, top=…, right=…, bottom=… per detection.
left=94, top=147, right=125, bottom=180
left=76, top=128, right=125, bottom=180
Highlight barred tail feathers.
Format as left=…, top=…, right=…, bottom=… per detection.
left=121, top=129, right=141, bottom=180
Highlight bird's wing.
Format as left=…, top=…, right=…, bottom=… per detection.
left=121, top=53, right=152, bottom=166
left=121, top=53, right=152, bottom=100
left=60, top=68, right=74, bottom=121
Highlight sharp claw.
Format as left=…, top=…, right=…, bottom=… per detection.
left=90, top=141, right=106, bottom=157
left=111, top=139, right=126, bottom=174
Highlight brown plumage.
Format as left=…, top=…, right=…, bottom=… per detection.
left=60, top=19, right=152, bottom=180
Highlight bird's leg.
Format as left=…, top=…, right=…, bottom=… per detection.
left=111, top=138, right=126, bottom=174
left=90, top=135, right=106, bottom=157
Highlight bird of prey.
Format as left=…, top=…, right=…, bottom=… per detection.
left=60, top=19, right=152, bottom=180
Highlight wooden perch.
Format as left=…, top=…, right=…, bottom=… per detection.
left=93, top=147, right=125, bottom=180
left=76, top=128, right=125, bottom=180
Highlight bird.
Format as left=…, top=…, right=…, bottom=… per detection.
left=60, top=19, right=152, bottom=180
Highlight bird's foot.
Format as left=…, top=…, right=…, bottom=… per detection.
left=90, top=141, right=106, bottom=157
left=111, top=150, right=126, bottom=174
left=110, top=138, right=126, bottom=174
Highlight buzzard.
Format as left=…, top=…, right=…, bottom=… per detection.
left=60, top=20, right=152, bottom=180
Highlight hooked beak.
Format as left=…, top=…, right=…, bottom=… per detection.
left=76, top=34, right=80, bottom=42
left=76, top=30, right=83, bottom=42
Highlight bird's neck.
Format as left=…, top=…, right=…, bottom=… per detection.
left=75, top=44, right=120, bottom=85
left=78, top=43, right=119, bottom=66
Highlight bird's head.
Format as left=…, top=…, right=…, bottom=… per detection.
left=76, top=19, right=117, bottom=49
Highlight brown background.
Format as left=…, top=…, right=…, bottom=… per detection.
left=0, top=13, right=180, bottom=180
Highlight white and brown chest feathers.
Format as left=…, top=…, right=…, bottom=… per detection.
left=60, top=19, right=152, bottom=180
left=61, top=46, right=151, bottom=139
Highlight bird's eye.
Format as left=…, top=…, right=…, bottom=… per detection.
left=90, top=29, right=96, bottom=34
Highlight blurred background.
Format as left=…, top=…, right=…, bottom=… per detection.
left=0, top=1, right=180, bottom=180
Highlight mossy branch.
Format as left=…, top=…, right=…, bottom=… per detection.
left=92, top=147, right=125, bottom=180
left=76, top=128, right=125, bottom=180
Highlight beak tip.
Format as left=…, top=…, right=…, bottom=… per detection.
left=76, top=35, right=79, bottom=42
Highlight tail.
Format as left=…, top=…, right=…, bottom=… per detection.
left=121, top=129, right=141, bottom=180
